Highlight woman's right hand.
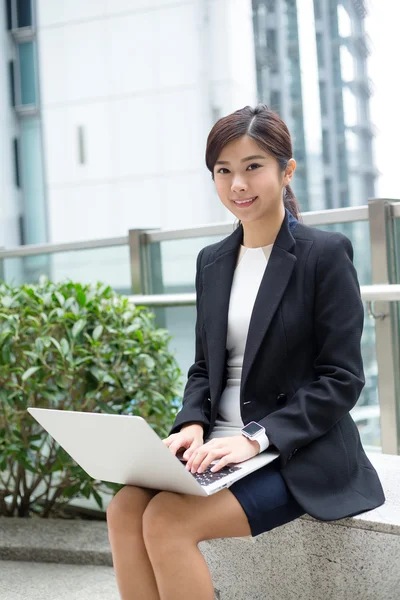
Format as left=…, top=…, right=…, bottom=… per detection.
left=162, top=423, right=204, bottom=460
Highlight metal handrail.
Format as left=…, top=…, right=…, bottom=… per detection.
left=127, top=285, right=400, bottom=307
left=2, top=202, right=400, bottom=259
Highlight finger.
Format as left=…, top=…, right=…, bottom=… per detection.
left=188, top=446, right=212, bottom=472
left=168, top=438, right=190, bottom=456
left=197, top=448, right=229, bottom=474
left=185, top=441, right=210, bottom=469
left=187, top=439, right=222, bottom=469
left=183, top=439, right=203, bottom=461
left=210, top=453, right=232, bottom=473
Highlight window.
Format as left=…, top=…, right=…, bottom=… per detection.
left=270, top=90, right=281, bottom=113
left=319, top=81, right=328, bottom=116
left=314, top=0, right=322, bottom=20
left=316, top=33, right=325, bottom=67
left=267, top=29, right=278, bottom=73
left=5, top=0, right=33, bottom=29
left=16, top=0, right=32, bottom=28
left=13, top=138, right=21, bottom=188
left=324, top=178, right=333, bottom=209
left=6, top=0, right=12, bottom=29
left=267, top=29, right=277, bottom=53
left=8, top=61, right=16, bottom=106
left=340, top=189, right=349, bottom=207
left=18, top=41, right=37, bottom=105
left=322, top=129, right=330, bottom=163
left=18, top=214, right=26, bottom=245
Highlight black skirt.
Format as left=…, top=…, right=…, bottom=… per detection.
left=228, top=457, right=305, bottom=536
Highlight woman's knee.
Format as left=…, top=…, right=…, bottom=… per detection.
left=107, top=485, right=155, bottom=532
left=142, top=492, right=187, bottom=548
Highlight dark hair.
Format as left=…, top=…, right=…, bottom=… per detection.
left=205, top=104, right=301, bottom=220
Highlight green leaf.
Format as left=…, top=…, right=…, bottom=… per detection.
left=92, top=488, right=103, bottom=509
left=60, top=338, right=69, bottom=356
left=92, top=325, right=103, bottom=341
left=1, top=296, right=14, bottom=308
left=55, top=292, right=65, bottom=307
left=50, top=337, right=62, bottom=354
left=125, top=323, right=141, bottom=334
left=72, top=319, right=86, bottom=338
left=77, top=291, right=87, bottom=307
left=35, top=338, right=44, bottom=353
left=22, top=366, right=41, bottom=381
left=43, top=294, right=53, bottom=307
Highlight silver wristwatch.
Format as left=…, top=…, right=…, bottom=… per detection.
left=241, top=421, right=266, bottom=444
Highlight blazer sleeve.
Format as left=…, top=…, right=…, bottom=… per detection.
left=169, top=248, right=211, bottom=435
left=259, top=233, right=365, bottom=466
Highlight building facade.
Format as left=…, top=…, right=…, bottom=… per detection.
left=252, top=0, right=377, bottom=212
left=1, top=0, right=376, bottom=284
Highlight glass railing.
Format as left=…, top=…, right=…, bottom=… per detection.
left=1, top=200, right=400, bottom=455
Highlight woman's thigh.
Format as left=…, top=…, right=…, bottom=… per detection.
left=143, top=486, right=252, bottom=544
left=144, top=459, right=304, bottom=542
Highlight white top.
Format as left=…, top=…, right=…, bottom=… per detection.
left=206, top=243, right=273, bottom=452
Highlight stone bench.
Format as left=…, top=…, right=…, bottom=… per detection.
left=199, top=453, right=400, bottom=600
left=0, top=453, right=399, bottom=600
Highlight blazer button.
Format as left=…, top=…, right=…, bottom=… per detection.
left=276, top=393, right=287, bottom=402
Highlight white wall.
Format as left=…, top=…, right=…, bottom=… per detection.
left=36, top=0, right=257, bottom=245
left=35, top=0, right=257, bottom=288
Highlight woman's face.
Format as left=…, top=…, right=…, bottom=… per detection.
left=213, top=135, right=295, bottom=224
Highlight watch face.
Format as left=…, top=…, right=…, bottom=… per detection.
left=242, top=421, right=263, bottom=436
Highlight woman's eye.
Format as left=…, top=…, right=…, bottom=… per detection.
left=216, top=164, right=261, bottom=174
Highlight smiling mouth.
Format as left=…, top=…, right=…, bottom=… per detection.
left=232, top=196, right=258, bottom=207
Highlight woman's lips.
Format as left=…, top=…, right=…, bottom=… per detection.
left=232, top=196, right=258, bottom=208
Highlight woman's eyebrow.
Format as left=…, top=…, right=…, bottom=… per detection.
left=215, top=154, right=267, bottom=165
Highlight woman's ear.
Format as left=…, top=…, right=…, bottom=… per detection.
left=283, top=158, right=296, bottom=186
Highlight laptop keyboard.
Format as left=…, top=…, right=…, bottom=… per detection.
left=179, top=460, right=241, bottom=487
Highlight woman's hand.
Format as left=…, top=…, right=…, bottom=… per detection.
left=162, top=423, right=204, bottom=457
left=185, top=436, right=260, bottom=474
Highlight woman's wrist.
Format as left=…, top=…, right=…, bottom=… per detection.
left=180, top=422, right=204, bottom=433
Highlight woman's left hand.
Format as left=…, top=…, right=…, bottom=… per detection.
left=184, top=436, right=260, bottom=474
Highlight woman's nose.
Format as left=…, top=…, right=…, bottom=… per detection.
left=231, top=175, right=248, bottom=193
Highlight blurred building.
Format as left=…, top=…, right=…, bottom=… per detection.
left=1, top=0, right=258, bottom=249
left=1, top=0, right=377, bottom=279
left=253, top=0, right=377, bottom=213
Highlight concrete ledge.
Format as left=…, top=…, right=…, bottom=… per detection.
left=0, top=453, right=399, bottom=599
left=0, top=519, right=112, bottom=566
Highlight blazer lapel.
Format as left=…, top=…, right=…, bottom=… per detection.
left=202, top=226, right=242, bottom=398
left=241, top=210, right=298, bottom=393
left=202, top=209, right=298, bottom=400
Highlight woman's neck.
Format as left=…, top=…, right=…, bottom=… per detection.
left=242, top=205, right=285, bottom=248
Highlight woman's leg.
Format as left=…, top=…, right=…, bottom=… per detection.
left=106, top=485, right=160, bottom=600
left=142, top=489, right=251, bottom=600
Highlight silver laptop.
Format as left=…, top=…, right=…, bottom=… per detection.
left=28, top=408, right=279, bottom=496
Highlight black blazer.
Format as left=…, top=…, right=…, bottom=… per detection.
left=170, top=208, right=385, bottom=521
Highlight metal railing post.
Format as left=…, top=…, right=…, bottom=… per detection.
left=134, top=229, right=166, bottom=327
left=128, top=230, right=145, bottom=294
left=0, top=248, right=4, bottom=283
left=128, top=230, right=165, bottom=326
left=368, top=198, right=400, bottom=454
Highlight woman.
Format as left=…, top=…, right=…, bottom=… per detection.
left=106, top=104, right=385, bottom=600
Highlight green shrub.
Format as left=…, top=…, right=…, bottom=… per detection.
left=0, top=277, right=182, bottom=517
